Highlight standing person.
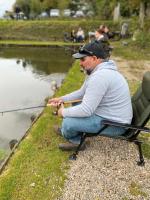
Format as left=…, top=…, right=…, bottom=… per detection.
left=100, top=24, right=116, bottom=40
left=95, top=28, right=111, bottom=57
left=48, top=41, right=133, bottom=151
left=76, top=27, right=85, bottom=42
left=95, top=28, right=105, bottom=41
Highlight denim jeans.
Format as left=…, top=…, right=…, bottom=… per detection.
left=61, top=115, right=126, bottom=144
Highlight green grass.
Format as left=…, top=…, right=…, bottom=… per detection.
left=129, top=181, right=148, bottom=197
left=0, top=40, right=80, bottom=46
left=112, top=40, right=150, bottom=60
left=0, top=61, right=84, bottom=200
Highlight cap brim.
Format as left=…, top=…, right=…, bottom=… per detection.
left=72, top=53, right=87, bottom=59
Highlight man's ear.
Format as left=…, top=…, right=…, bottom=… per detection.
left=93, top=56, right=98, bottom=60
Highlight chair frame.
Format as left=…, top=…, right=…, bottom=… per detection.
left=69, top=118, right=150, bottom=166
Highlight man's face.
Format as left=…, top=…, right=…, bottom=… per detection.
left=80, top=56, right=95, bottom=71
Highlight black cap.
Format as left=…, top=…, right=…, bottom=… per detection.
left=73, top=41, right=108, bottom=59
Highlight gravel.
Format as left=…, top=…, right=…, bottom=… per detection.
left=57, top=136, right=150, bottom=200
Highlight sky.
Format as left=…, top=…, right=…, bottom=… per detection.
left=0, top=0, right=16, bottom=17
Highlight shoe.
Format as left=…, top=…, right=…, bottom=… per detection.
left=53, top=125, right=62, bottom=136
left=59, top=141, right=86, bottom=151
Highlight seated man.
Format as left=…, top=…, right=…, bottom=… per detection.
left=48, top=41, right=133, bottom=151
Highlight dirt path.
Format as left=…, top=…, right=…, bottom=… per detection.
left=113, top=56, right=150, bottom=81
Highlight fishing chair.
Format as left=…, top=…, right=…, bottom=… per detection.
left=69, top=71, right=150, bottom=166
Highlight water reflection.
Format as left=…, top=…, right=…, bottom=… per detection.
left=0, top=46, right=72, bottom=152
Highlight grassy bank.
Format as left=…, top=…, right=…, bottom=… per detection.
left=0, top=19, right=118, bottom=41
left=111, top=40, right=150, bottom=60
left=0, top=40, right=79, bottom=47
left=0, top=61, right=84, bottom=200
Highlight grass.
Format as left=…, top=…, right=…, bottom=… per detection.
left=129, top=181, right=148, bottom=197
left=0, top=19, right=118, bottom=42
left=0, top=40, right=80, bottom=47
left=111, top=40, right=150, bottom=60
left=0, top=61, right=84, bottom=200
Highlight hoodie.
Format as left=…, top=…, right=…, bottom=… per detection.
left=61, top=60, right=133, bottom=124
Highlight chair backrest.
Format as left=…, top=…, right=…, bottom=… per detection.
left=132, top=71, right=150, bottom=127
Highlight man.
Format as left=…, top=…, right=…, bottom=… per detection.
left=48, top=41, right=133, bottom=151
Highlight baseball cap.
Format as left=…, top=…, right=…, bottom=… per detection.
left=72, top=41, right=108, bottom=59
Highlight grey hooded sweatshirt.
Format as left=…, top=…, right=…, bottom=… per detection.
left=61, top=60, right=133, bottom=124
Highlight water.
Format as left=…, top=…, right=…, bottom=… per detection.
left=0, top=46, right=72, bottom=151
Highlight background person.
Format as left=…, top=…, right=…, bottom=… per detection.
left=70, top=29, right=76, bottom=42
left=95, top=28, right=105, bottom=41
left=76, top=27, right=85, bottom=42
left=95, top=28, right=111, bottom=58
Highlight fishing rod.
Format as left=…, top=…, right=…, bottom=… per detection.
left=0, top=99, right=81, bottom=115
left=0, top=105, right=46, bottom=115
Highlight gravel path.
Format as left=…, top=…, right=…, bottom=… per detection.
left=57, top=137, right=150, bottom=200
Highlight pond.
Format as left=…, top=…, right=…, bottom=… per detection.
left=0, top=46, right=73, bottom=152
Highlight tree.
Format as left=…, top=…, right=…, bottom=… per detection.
left=15, top=0, right=31, bottom=18
left=30, top=0, right=42, bottom=16
left=57, top=0, right=70, bottom=11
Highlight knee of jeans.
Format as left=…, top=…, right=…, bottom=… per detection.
left=61, top=118, right=74, bottom=138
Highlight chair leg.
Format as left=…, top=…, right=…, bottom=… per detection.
left=134, top=140, right=145, bottom=166
left=69, top=133, right=86, bottom=160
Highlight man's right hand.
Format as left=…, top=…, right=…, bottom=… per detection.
left=47, top=97, right=63, bottom=107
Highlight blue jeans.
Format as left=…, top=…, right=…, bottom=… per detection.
left=61, top=115, right=126, bottom=144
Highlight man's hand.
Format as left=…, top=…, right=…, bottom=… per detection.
left=47, top=97, right=63, bottom=107
left=57, top=103, right=64, bottom=117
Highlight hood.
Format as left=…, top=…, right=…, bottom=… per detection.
left=97, top=60, right=118, bottom=71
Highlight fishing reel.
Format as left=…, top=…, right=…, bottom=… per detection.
left=52, top=103, right=63, bottom=116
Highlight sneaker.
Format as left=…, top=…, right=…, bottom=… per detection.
left=53, top=125, right=62, bottom=136
left=59, top=141, right=86, bottom=151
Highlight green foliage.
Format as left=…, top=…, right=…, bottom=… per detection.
left=30, top=0, right=42, bottom=15
left=95, top=0, right=150, bottom=19
left=142, top=142, right=150, bottom=159
left=15, top=0, right=31, bottom=18
left=57, top=0, right=70, bottom=10
left=13, top=0, right=150, bottom=20
left=132, top=31, right=150, bottom=48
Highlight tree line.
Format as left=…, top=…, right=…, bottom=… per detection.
left=13, top=0, right=150, bottom=23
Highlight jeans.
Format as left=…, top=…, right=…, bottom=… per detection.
left=61, top=115, right=126, bottom=144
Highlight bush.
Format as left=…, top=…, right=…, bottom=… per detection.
left=132, top=30, right=150, bottom=48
